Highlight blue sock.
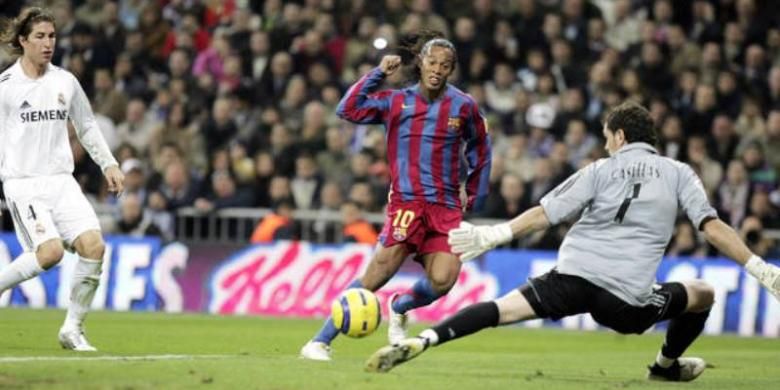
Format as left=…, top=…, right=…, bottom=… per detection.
left=313, top=279, right=363, bottom=344
left=391, top=278, right=442, bottom=314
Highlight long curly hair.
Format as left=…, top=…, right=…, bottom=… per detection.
left=396, top=29, right=456, bottom=82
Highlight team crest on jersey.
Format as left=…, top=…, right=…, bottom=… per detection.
left=447, top=117, right=462, bottom=131
left=392, top=227, right=408, bottom=241
left=35, top=222, right=46, bottom=235
left=57, top=93, right=66, bottom=106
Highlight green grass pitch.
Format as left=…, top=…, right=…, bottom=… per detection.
left=0, top=308, right=777, bottom=389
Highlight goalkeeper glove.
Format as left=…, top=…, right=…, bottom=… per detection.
left=745, top=255, right=780, bottom=301
left=448, top=221, right=514, bottom=262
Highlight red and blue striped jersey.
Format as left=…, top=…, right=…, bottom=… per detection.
left=337, top=68, right=492, bottom=211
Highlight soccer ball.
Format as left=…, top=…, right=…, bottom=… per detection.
left=331, top=288, right=382, bottom=338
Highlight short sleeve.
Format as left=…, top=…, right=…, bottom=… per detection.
left=540, top=162, right=598, bottom=225
left=677, top=163, right=718, bottom=230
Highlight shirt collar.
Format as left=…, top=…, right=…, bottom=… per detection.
left=12, top=58, right=53, bottom=81
left=617, top=142, right=658, bottom=155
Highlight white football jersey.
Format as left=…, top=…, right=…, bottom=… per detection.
left=0, top=60, right=117, bottom=181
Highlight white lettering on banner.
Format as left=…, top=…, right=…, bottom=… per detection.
left=664, top=262, right=698, bottom=283
left=112, top=244, right=152, bottom=311
left=764, top=293, right=780, bottom=337
left=702, top=266, right=740, bottom=335
left=738, top=273, right=760, bottom=336
left=153, top=243, right=188, bottom=312
left=208, top=241, right=499, bottom=321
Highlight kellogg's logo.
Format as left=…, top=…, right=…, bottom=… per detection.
left=207, top=241, right=500, bottom=323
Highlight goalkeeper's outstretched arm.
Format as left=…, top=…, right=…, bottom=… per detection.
left=448, top=206, right=551, bottom=262
left=505, top=205, right=551, bottom=238
left=702, top=218, right=780, bottom=301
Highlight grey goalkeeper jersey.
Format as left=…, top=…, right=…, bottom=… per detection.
left=540, top=143, right=717, bottom=306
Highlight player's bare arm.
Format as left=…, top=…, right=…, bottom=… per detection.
left=702, top=218, right=780, bottom=300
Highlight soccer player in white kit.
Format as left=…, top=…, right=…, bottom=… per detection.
left=0, top=7, right=124, bottom=351
left=365, top=102, right=780, bottom=381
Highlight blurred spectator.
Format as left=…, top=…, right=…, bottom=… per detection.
left=253, top=151, right=276, bottom=208
left=707, top=115, right=740, bottom=168
left=115, top=193, right=166, bottom=240
left=527, top=158, right=556, bottom=205
left=317, top=127, right=351, bottom=183
left=311, top=181, right=344, bottom=242
left=250, top=198, right=298, bottom=243
left=605, top=0, right=641, bottom=52
left=290, top=153, right=323, bottom=210
left=658, top=115, right=686, bottom=161
left=715, top=160, right=751, bottom=227
left=482, top=173, right=530, bottom=219
left=739, top=216, right=777, bottom=259
left=748, top=190, right=780, bottom=230
left=739, top=142, right=777, bottom=190
left=340, top=201, right=378, bottom=245
left=193, top=171, right=254, bottom=213
left=120, top=158, right=148, bottom=202
left=525, top=103, right=556, bottom=158
left=564, top=119, right=598, bottom=168
left=201, top=97, right=238, bottom=157
left=157, top=160, right=201, bottom=211
left=268, top=175, right=294, bottom=207
left=116, top=98, right=158, bottom=156
left=686, top=136, right=723, bottom=198
left=93, top=68, right=128, bottom=125
left=502, top=134, right=536, bottom=182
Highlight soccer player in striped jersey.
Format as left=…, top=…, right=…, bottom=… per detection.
left=366, top=102, right=780, bottom=381
left=0, top=7, right=124, bottom=351
left=301, top=32, right=491, bottom=361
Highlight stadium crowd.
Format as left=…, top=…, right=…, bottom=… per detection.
left=0, top=0, right=778, bottom=257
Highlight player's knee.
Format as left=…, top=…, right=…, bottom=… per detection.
left=80, top=241, right=106, bottom=260
left=428, top=272, right=457, bottom=295
left=36, top=241, right=65, bottom=269
left=686, top=280, right=714, bottom=312
left=74, top=232, right=106, bottom=260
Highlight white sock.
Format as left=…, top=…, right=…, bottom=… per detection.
left=0, top=252, right=44, bottom=293
left=419, top=329, right=439, bottom=346
left=63, top=257, right=102, bottom=330
left=655, top=351, right=676, bottom=368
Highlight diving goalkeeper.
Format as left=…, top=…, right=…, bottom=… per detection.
left=365, top=102, right=780, bottom=382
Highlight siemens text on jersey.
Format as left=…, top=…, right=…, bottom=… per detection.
left=20, top=109, right=68, bottom=123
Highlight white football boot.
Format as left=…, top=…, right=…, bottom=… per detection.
left=365, top=337, right=428, bottom=373
left=58, top=327, right=97, bottom=352
left=387, top=293, right=408, bottom=345
left=300, top=341, right=332, bottom=361
left=647, top=357, right=706, bottom=382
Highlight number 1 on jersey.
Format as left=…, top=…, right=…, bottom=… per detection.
left=614, top=183, right=642, bottom=223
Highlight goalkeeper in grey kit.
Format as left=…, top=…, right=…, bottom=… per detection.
left=365, top=102, right=780, bottom=382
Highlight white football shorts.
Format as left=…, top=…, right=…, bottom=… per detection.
left=3, top=174, right=101, bottom=252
